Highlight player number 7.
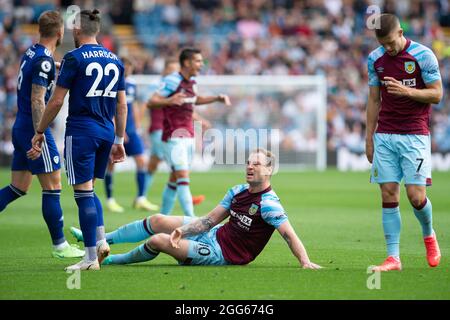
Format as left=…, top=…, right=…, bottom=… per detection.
left=416, top=158, right=424, bottom=173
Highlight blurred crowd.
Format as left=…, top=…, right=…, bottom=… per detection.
left=1, top=0, right=450, bottom=164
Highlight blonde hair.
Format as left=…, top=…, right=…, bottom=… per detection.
left=38, top=10, right=63, bottom=38
left=252, top=148, right=276, bottom=171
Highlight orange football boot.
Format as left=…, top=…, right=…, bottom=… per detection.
left=424, top=233, right=441, bottom=267
left=372, top=256, right=402, bottom=272
left=192, top=195, right=205, bottom=206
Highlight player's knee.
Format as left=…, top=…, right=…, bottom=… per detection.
left=407, top=193, right=426, bottom=208
left=149, top=213, right=165, bottom=229
left=147, top=234, right=167, bottom=251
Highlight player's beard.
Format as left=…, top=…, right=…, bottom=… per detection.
left=56, top=37, right=61, bottom=47
left=74, top=37, right=80, bottom=48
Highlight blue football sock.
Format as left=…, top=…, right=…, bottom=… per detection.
left=104, top=173, right=113, bottom=199
left=177, top=178, right=194, bottom=217
left=108, top=243, right=159, bottom=265
left=93, top=192, right=105, bottom=241
left=0, top=184, right=26, bottom=212
left=144, top=172, right=154, bottom=197
left=42, top=190, right=65, bottom=246
left=413, top=198, right=433, bottom=237
left=161, top=182, right=177, bottom=215
left=382, top=203, right=401, bottom=258
left=74, top=190, right=97, bottom=250
left=137, top=170, right=146, bottom=197
left=106, top=218, right=154, bottom=244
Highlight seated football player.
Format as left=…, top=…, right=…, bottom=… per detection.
left=70, top=148, right=321, bottom=269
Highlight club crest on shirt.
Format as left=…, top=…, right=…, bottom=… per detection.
left=404, top=61, right=415, bottom=74
left=249, top=203, right=259, bottom=215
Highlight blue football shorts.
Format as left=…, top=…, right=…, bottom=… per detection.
left=180, top=216, right=229, bottom=266
left=64, top=135, right=113, bottom=185
left=370, top=133, right=432, bottom=186
left=124, top=131, right=144, bottom=157
left=149, top=129, right=165, bottom=160
left=12, top=127, right=61, bottom=175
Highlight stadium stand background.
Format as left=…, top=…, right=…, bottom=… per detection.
left=1, top=0, right=449, bottom=167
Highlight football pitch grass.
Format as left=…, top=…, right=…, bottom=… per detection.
left=0, top=169, right=449, bottom=300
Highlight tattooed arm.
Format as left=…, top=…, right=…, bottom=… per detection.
left=277, top=220, right=322, bottom=270
left=170, top=205, right=230, bottom=248
left=30, top=84, right=47, bottom=132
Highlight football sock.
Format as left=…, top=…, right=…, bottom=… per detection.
left=144, top=172, right=154, bottom=197
left=382, top=202, right=401, bottom=258
left=177, top=178, right=194, bottom=217
left=161, top=182, right=177, bottom=215
left=93, top=193, right=105, bottom=241
left=137, top=170, right=146, bottom=197
left=413, top=198, right=433, bottom=237
left=108, top=243, right=159, bottom=265
left=106, top=218, right=154, bottom=244
left=74, top=190, right=97, bottom=248
left=42, top=190, right=65, bottom=246
left=104, top=172, right=113, bottom=199
left=0, top=184, right=26, bottom=212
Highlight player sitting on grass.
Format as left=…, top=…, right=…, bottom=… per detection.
left=71, top=148, right=321, bottom=269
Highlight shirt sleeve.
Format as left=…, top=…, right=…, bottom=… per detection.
left=261, top=194, right=288, bottom=229
left=32, top=57, right=53, bottom=88
left=158, top=74, right=181, bottom=97
left=417, top=50, right=441, bottom=84
left=219, top=184, right=248, bottom=210
left=56, top=53, right=79, bottom=89
left=367, top=54, right=380, bottom=87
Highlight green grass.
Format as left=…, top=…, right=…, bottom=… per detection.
left=0, top=169, right=449, bottom=300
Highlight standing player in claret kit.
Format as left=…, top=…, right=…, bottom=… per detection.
left=148, top=48, right=230, bottom=217
left=0, top=11, right=84, bottom=259
left=69, top=149, right=322, bottom=270
left=145, top=58, right=206, bottom=213
left=28, top=9, right=127, bottom=271
left=366, top=14, right=443, bottom=271
left=103, top=57, right=159, bottom=213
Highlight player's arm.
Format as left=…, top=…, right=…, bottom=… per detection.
left=384, top=77, right=443, bottom=104
left=147, top=92, right=186, bottom=109
left=277, top=220, right=322, bottom=270
left=196, top=94, right=231, bottom=106
left=170, top=205, right=230, bottom=248
left=27, top=86, right=68, bottom=159
left=365, top=86, right=381, bottom=164
left=30, top=84, right=47, bottom=131
left=110, top=90, right=127, bottom=163
left=193, top=111, right=212, bottom=130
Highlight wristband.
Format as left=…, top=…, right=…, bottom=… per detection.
left=114, top=135, right=124, bottom=144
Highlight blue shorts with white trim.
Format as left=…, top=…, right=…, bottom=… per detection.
left=11, top=127, right=61, bottom=175
left=64, top=135, right=113, bottom=185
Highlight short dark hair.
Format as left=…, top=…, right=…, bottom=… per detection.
left=38, top=10, right=63, bottom=38
left=179, top=48, right=201, bottom=67
left=375, top=14, right=400, bottom=38
left=78, top=9, right=101, bottom=36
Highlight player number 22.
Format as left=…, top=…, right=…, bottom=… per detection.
left=85, top=62, right=119, bottom=98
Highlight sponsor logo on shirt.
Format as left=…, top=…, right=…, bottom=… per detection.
left=230, top=209, right=253, bottom=229
left=402, top=78, right=416, bottom=87
left=376, top=67, right=384, bottom=73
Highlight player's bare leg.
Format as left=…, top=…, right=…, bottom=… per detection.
left=406, top=185, right=440, bottom=267
left=147, top=233, right=189, bottom=261
left=133, top=154, right=159, bottom=211
left=104, top=162, right=124, bottom=213
left=372, top=183, right=402, bottom=272
left=37, top=170, right=84, bottom=258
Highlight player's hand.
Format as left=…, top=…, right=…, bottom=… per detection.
left=217, top=94, right=231, bottom=106
left=26, top=133, right=45, bottom=160
left=302, top=261, right=322, bottom=270
left=110, top=144, right=126, bottom=163
left=124, top=133, right=129, bottom=144
left=170, top=228, right=183, bottom=249
left=169, top=92, right=188, bottom=106
left=384, top=77, right=411, bottom=97
left=365, top=138, right=374, bottom=164
left=202, top=119, right=212, bottom=131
